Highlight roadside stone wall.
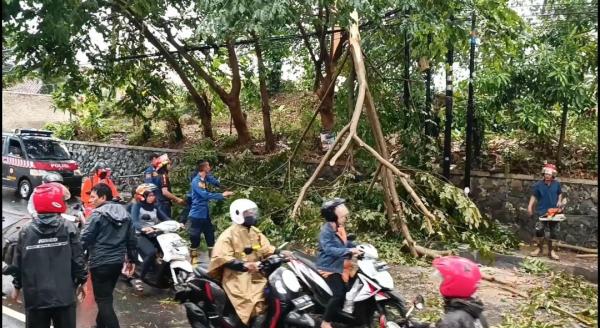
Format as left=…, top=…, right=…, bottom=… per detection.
left=450, top=171, right=598, bottom=248
left=62, top=140, right=183, bottom=196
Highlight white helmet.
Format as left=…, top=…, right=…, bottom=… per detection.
left=229, top=198, right=259, bottom=225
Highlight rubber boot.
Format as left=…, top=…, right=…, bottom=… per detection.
left=190, top=248, right=198, bottom=266
left=529, top=238, right=544, bottom=257
left=548, top=240, right=559, bottom=260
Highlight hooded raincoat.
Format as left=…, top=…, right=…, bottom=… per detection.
left=207, top=224, right=275, bottom=325
left=81, top=202, right=137, bottom=269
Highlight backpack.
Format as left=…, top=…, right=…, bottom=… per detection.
left=2, top=231, right=20, bottom=271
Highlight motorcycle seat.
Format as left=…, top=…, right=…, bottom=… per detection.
left=193, top=266, right=221, bottom=284
left=293, top=252, right=319, bottom=272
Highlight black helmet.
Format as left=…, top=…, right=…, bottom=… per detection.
left=42, top=172, right=64, bottom=184
left=320, top=198, right=346, bottom=222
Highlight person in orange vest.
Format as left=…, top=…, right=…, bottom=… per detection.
left=81, top=162, right=120, bottom=216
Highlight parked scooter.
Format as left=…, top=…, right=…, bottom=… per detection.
left=127, top=220, right=194, bottom=291
left=176, top=247, right=316, bottom=328
left=289, top=239, right=425, bottom=328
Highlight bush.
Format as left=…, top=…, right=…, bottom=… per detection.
left=43, top=121, right=78, bottom=140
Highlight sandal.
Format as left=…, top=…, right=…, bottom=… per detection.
left=132, top=279, right=144, bottom=292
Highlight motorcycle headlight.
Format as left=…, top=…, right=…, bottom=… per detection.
left=282, top=270, right=301, bottom=293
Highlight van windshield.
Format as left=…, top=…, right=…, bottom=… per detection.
left=22, top=138, right=71, bottom=160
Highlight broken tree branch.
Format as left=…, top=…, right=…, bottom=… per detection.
left=352, top=135, right=409, bottom=178
left=480, top=273, right=529, bottom=298
left=291, top=124, right=351, bottom=219
left=353, top=135, right=434, bottom=234
left=549, top=304, right=594, bottom=326
left=575, top=254, right=598, bottom=258
left=556, top=242, right=597, bottom=254
left=367, top=164, right=383, bottom=194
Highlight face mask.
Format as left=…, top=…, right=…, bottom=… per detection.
left=242, top=215, right=257, bottom=227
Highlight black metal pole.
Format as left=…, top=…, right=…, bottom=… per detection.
left=424, top=34, right=433, bottom=136
left=442, top=37, right=454, bottom=180
left=403, top=9, right=411, bottom=119
left=464, top=11, right=476, bottom=190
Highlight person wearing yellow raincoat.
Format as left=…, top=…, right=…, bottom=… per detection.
left=207, top=198, right=275, bottom=326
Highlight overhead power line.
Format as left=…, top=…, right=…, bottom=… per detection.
left=113, top=9, right=403, bottom=62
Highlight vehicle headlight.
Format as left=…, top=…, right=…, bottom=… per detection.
left=74, top=169, right=82, bottom=176
left=30, top=169, right=49, bottom=176
left=282, top=270, right=301, bottom=293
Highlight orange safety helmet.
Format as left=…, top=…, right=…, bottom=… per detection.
left=152, top=154, right=170, bottom=170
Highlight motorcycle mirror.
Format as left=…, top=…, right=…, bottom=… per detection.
left=347, top=233, right=357, bottom=241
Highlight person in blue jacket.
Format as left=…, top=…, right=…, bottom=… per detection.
left=143, top=153, right=159, bottom=183
left=179, top=160, right=222, bottom=224
left=189, top=160, right=234, bottom=265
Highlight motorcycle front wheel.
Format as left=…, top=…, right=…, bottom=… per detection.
left=369, top=301, right=406, bottom=328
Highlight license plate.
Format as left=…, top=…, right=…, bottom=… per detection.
left=291, top=295, right=314, bottom=311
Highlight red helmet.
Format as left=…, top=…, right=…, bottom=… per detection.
left=32, top=182, right=67, bottom=214
left=542, top=163, right=557, bottom=177
left=432, top=256, right=481, bottom=298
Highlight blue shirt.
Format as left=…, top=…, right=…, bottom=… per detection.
left=189, top=174, right=224, bottom=220
left=532, top=180, right=562, bottom=216
left=143, top=166, right=154, bottom=183
left=186, top=170, right=220, bottom=197
left=315, top=223, right=355, bottom=274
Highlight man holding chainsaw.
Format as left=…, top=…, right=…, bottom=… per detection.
left=527, top=163, right=563, bottom=260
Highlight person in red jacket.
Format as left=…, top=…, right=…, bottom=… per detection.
left=81, top=162, right=120, bottom=217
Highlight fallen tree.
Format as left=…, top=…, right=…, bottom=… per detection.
left=291, top=10, right=448, bottom=258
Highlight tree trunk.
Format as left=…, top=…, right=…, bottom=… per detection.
left=197, top=92, right=213, bottom=139
left=443, top=42, right=454, bottom=180
left=316, top=72, right=336, bottom=132
left=254, top=38, right=276, bottom=152
left=226, top=97, right=251, bottom=144
left=556, top=101, right=569, bottom=167
left=114, top=2, right=213, bottom=139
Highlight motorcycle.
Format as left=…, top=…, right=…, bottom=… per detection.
left=176, top=247, right=317, bottom=328
left=127, top=220, right=194, bottom=291
left=289, top=241, right=423, bottom=328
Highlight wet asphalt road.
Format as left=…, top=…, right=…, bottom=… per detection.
left=2, top=189, right=200, bottom=328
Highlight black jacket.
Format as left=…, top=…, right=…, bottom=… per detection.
left=81, top=202, right=137, bottom=268
left=436, top=298, right=489, bottom=328
left=12, top=214, right=87, bottom=310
